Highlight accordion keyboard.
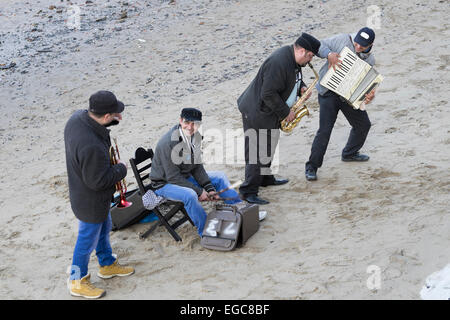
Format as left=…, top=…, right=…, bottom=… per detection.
left=325, top=52, right=357, bottom=90
left=321, top=46, right=370, bottom=99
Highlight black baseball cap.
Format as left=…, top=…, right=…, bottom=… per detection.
left=354, top=27, right=375, bottom=47
left=89, top=90, right=125, bottom=114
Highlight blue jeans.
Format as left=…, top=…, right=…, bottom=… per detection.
left=69, top=213, right=116, bottom=280
left=154, top=171, right=242, bottom=236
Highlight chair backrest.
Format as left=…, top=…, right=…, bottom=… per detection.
left=129, top=147, right=154, bottom=195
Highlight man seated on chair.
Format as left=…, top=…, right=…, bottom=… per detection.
left=149, top=108, right=242, bottom=236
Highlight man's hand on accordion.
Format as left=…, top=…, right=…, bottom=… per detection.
left=364, top=89, right=376, bottom=104
left=327, top=52, right=342, bottom=71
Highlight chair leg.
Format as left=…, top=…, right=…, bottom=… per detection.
left=171, top=216, right=188, bottom=230
left=164, top=205, right=181, bottom=221
left=139, top=204, right=191, bottom=242
left=166, top=225, right=183, bottom=242
left=167, top=204, right=192, bottom=230
left=181, top=206, right=195, bottom=226
left=140, top=220, right=161, bottom=239
left=155, top=207, right=183, bottom=242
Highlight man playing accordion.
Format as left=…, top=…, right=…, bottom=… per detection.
left=305, top=27, right=377, bottom=181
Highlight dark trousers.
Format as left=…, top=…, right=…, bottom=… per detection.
left=239, top=113, right=280, bottom=196
left=306, top=91, right=371, bottom=171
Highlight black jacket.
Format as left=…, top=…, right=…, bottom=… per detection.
left=237, top=45, right=306, bottom=129
left=149, top=124, right=214, bottom=196
left=64, top=110, right=127, bottom=223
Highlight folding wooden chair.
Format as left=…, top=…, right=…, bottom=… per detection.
left=129, top=147, right=194, bottom=241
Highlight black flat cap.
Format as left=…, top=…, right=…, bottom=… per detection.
left=295, top=32, right=321, bottom=55
left=180, top=108, right=202, bottom=121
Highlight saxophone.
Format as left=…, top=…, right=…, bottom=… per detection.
left=280, top=62, right=319, bottom=134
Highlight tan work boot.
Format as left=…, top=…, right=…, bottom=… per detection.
left=97, top=259, right=134, bottom=279
left=69, top=274, right=106, bottom=299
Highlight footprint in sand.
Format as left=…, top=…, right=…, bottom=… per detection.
left=369, top=168, right=401, bottom=179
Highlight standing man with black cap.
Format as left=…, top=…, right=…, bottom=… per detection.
left=64, top=90, right=134, bottom=299
left=237, top=32, right=321, bottom=205
left=150, top=108, right=242, bottom=236
left=305, top=27, right=377, bottom=181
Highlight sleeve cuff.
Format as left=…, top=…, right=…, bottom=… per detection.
left=319, top=47, right=331, bottom=59
left=203, top=183, right=216, bottom=193
left=278, top=105, right=291, bottom=121
left=194, top=186, right=204, bottom=197
left=114, top=163, right=127, bottom=179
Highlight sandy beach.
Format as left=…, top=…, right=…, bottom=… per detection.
left=0, top=0, right=449, bottom=300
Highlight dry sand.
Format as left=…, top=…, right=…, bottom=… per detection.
left=0, top=0, right=449, bottom=299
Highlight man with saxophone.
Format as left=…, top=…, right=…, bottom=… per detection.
left=237, top=32, right=321, bottom=205
left=64, top=90, right=134, bottom=299
left=305, top=27, right=377, bottom=181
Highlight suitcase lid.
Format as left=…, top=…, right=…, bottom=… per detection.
left=201, top=205, right=242, bottom=251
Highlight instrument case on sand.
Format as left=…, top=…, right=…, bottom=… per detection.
left=201, top=203, right=259, bottom=251
left=111, top=189, right=150, bottom=230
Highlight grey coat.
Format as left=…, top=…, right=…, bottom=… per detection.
left=149, top=124, right=214, bottom=196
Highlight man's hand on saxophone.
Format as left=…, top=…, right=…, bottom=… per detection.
left=284, top=86, right=313, bottom=124
left=285, top=109, right=296, bottom=123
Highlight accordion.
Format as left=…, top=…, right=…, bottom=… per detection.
left=320, top=46, right=383, bottom=110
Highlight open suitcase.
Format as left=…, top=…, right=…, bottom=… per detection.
left=200, top=202, right=259, bottom=251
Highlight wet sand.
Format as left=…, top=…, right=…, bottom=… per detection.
left=0, top=0, right=449, bottom=299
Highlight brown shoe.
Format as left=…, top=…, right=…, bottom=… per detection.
left=97, top=259, right=134, bottom=279
left=69, top=274, right=106, bottom=299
